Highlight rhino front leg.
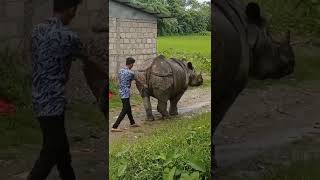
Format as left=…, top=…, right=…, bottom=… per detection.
left=157, top=100, right=169, bottom=119
left=143, top=95, right=154, bottom=121
left=137, top=83, right=154, bottom=121
left=169, top=92, right=184, bottom=116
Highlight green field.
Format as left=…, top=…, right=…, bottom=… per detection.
left=157, top=35, right=211, bottom=58
left=109, top=112, right=211, bottom=180
left=157, top=35, right=211, bottom=74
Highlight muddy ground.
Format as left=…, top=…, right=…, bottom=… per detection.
left=215, top=83, right=320, bottom=179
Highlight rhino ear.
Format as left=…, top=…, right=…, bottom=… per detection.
left=246, top=2, right=263, bottom=26
left=187, top=62, right=194, bottom=70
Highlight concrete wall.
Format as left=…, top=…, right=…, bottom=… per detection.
left=0, top=0, right=26, bottom=49
left=0, top=0, right=108, bottom=103
left=109, top=0, right=157, bottom=77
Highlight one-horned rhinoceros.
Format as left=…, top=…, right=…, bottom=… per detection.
left=212, top=0, right=295, bottom=171
left=134, top=55, right=203, bottom=121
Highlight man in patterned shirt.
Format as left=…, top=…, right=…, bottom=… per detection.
left=28, top=0, right=85, bottom=179
left=111, top=57, right=140, bottom=132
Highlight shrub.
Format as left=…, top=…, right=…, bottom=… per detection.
left=0, top=46, right=31, bottom=106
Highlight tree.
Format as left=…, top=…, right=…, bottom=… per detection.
left=132, top=0, right=211, bottom=35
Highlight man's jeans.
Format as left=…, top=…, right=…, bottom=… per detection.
left=27, top=115, right=75, bottom=180
left=112, top=98, right=135, bottom=128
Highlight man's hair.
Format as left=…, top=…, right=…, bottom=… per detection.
left=126, top=57, right=135, bottom=65
left=54, top=0, right=82, bottom=12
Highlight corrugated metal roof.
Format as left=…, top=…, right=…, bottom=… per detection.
left=111, top=0, right=171, bottom=18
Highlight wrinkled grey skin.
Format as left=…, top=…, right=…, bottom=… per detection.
left=212, top=0, right=295, bottom=172
left=134, top=55, right=203, bottom=120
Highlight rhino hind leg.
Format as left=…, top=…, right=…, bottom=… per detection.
left=157, top=100, right=169, bottom=119
left=169, top=92, right=184, bottom=116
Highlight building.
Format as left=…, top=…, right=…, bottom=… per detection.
left=109, top=0, right=169, bottom=77
left=0, top=0, right=107, bottom=102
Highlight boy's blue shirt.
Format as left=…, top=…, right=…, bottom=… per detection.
left=31, top=17, right=82, bottom=117
left=118, top=67, right=135, bottom=99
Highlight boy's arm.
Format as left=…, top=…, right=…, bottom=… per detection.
left=71, top=36, right=89, bottom=62
left=132, top=71, right=146, bottom=88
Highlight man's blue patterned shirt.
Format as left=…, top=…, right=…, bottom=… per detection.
left=118, top=67, right=135, bottom=99
left=31, top=17, right=82, bottom=117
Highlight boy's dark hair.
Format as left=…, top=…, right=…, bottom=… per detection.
left=126, top=57, right=135, bottom=65
left=54, top=0, right=82, bottom=12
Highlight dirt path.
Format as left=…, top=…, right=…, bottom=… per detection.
left=214, top=83, right=320, bottom=178
left=109, top=86, right=212, bottom=143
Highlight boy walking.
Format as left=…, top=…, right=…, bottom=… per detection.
left=111, top=57, right=140, bottom=132
left=28, top=0, right=86, bottom=179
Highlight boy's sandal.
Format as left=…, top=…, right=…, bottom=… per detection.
left=130, top=124, right=140, bottom=127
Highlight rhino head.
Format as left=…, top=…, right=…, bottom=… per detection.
left=246, top=2, right=295, bottom=80
left=186, top=61, right=203, bottom=86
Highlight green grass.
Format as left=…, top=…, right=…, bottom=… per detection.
left=0, top=102, right=104, bottom=150
left=109, top=80, right=142, bottom=110
left=0, top=47, right=39, bottom=149
left=157, top=35, right=211, bottom=74
left=202, top=76, right=211, bottom=87
left=242, top=0, right=319, bottom=37
left=67, top=102, right=105, bottom=129
left=0, top=46, right=31, bottom=106
left=157, top=35, right=211, bottom=58
left=0, top=108, right=40, bottom=149
left=109, top=94, right=142, bottom=110
left=293, top=46, right=320, bottom=82
left=109, top=112, right=211, bottom=180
